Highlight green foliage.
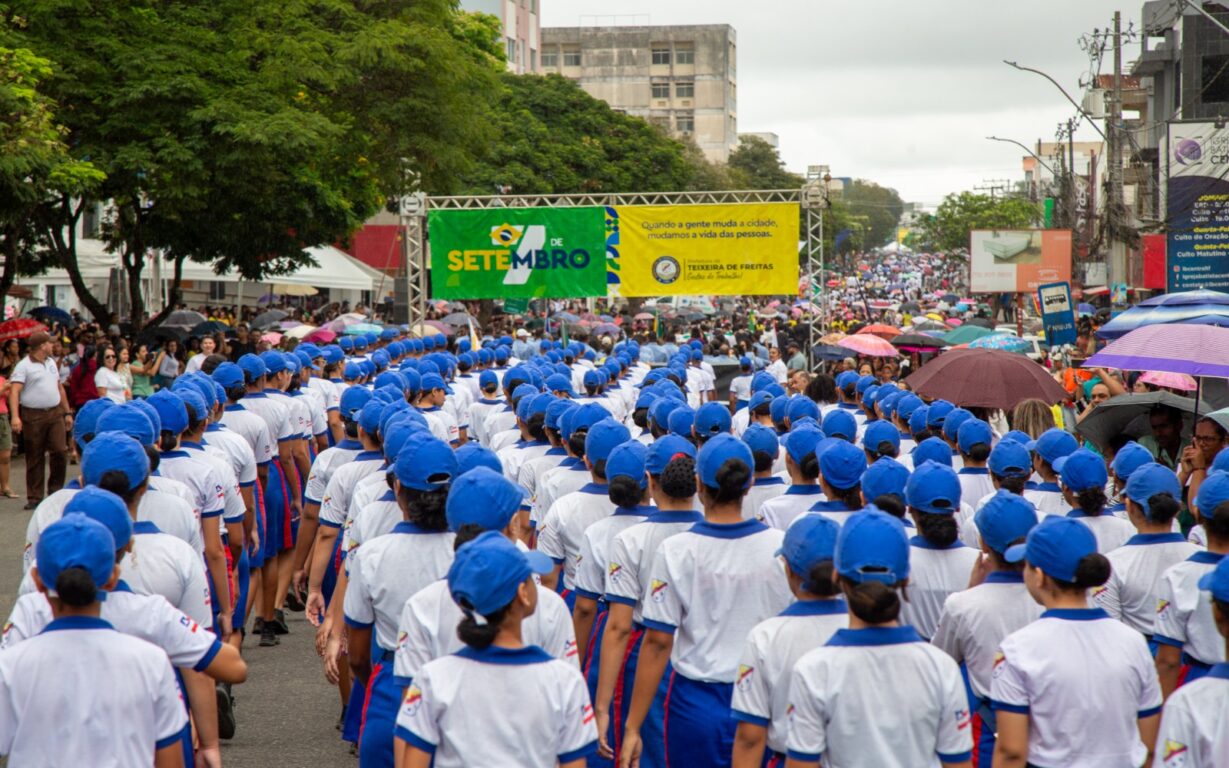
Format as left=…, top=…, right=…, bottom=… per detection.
left=919, top=191, right=1041, bottom=253
left=727, top=136, right=803, bottom=190
left=841, top=180, right=904, bottom=248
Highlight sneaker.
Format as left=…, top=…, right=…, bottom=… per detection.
left=336, top=705, right=347, bottom=731
left=272, top=609, right=289, bottom=635
left=284, top=588, right=306, bottom=612
left=259, top=622, right=279, bottom=647
left=22, top=501, right=39, bottom=511
left=252, top=617, right=265, bottom=635
left=216, top=683, right=236, bottom=740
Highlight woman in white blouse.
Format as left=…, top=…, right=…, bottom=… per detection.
left=93, top=346, right=129, bottom=404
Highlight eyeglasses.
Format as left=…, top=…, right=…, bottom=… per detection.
left=104, top=354, right=116, bottom=359
left=1194, top=434, right=1224, bottom=444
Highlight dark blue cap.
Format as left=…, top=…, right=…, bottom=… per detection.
left=1110, top=441, right=1154, bottom=481
left=83, top=431, right=150, bottom=491
left=905, top=460, right=962, bottom=514
left=912, top=436, right=952, bottom=468
left=448, top=530, right=553, bottom=616
left=583, top=370, right=601, bottom=389
left=777, top=514, right=839, bottom=586
left=1005, top=516, right=1096, bottom=581
left=989, top=440, right=1032, bottom=477
left=974, top=491, right=1039, bottom=553
left=694, top=402, right=732, bottom=436
left=645, top=435, right=696, bottom=475
left=1123, top=463, right=1181, bottom=519
left=479, top=370, right=500, bottom=391
left=820, top=439, right=866, bottom=490
left=148, top=390, right=188, bottom=436
left=395, top=433, right=457, bottom=491
left=36, top=514, right=115, bottom=596
left=745, top=423, right=782, bottom=458
left=836, top=509, right=909, bottom=584
left=821, top=409, right=857, bottom=442
left=446, top=467, right=527, bottom=533
left=455, top=443, right=502, bottom=476
left=956, top=419, right=993, bottom=454
left=861, top=457, right=909, bottom=503
left=1028, top=428, right=1078, bottom=465
left=585, top=419, right=630, bottom=463
left=697, top=433, right=754, bottom=490
left=607, top=441, right=648, bottom=490
left=862, top=421, right=901, bottom=456
left=65, top=486, right=132, bottom=551
left=739, top=356, right=752, bottom=369
left=1053, top=448, right=1108, bottom=493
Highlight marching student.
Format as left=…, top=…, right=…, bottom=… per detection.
left=1153, top=555, right=1229, bottom=766
left=859, top=456, right=911, bottom=515
left=805, top=439, right=867, bottom=527
left=466, top=369, right=504, bottom=448
left=0, top=514, right=188, bottom=767
left=1053, top=447, right=1135, bottom=552
left=739, top=423, right=787, bottom=519
left=861, top=419, right=901, bottom=463
left=758, top=425, right=826, bottom=529
left=393, top=531, right=598, bottom=768
left=535, top=403, right=610, bottom=524
left=1106, top=440, right=1154, bottom=518
left=1095, top=463, right=1198, bottom=642
left=785, top=510, right=973, bottom=768
left=954, top=419, right=995, bottom=503
left=620, top=434, right=790, bottom=768
left=731, top=515, right=848, bottom=767
left=1155, top=472, right=1229, bottom=698
left=1023, top=428, right=1077, bottom=516
left=900, top=461, right=979, bottom=641
left=958, top=440, right=1034, bottom=548
left=992, top=517, right=1162, bottom=767
left=931, top=490, right=1041, bottom=766
left=729, top=357, right=754, bottom=412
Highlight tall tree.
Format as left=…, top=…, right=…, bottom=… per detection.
left=728, top=136, right=803, bottom=190
left=842, top=179, right=905, bottom=248
left=919, top=191, right=1041, bottom=253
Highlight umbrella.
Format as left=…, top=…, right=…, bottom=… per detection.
left=304, top=329, right=337, bottom=343
left=27, top=306, right=74, bottom=328
left=323, top=312, right=370, bottom=333
left=598, top=314, right=614, bottom=322
left=856, top=324, right=901, bottom=339
left=941, top=293, right=959, bottom=304
left=891, top=333, right=949, bottom=349
left=945, top=318, right=963, bottom=327
left=634, top=312, right=656, bottom=321
left=344, top=323, right=384, bottom=336
left=905, top=348, right=1069, bottom=410
left=284, top=324, right=318, bottom=340
left=261, top=332, right=283, bottom=345
left=813, top=343, right=854, bottom=361
left=1075, top=391, right=1208, bottom=452
left=908, top=320, right=947, bottom=333
left=1095, top=289, right=1229, bottom=339
left=593, top=323, right=621, bottom=335
left=136, top=326, right=187, bottom=346
left=968, top=333, right=1032, bottom=354
left=163, top=310, right=207, bottom=329
left=1078, top=302, right=1096, bottom=316
left=964, top=317, right=995, bottom=329
left=441, top=312, right=472, bottom=326
left=1138, top=370, right=1199, bottom=392
left=943, top=325, right=996, bottom=345
left=271, top=283, right=318, bottom=297
left=819, top=332, right=847, bottom=345
left=900, top=302, right=921, bottom=313
left=553, top=312, right=580, bottom=323
left=1085, top=324, right=1229, bottom=378
left=837, top=334, right=899, bottom=358
left=189, top=320, right=230, bottom=337
left=0, top=318, right=46, bottom=342
left=252, top=309, right=289, bottom=331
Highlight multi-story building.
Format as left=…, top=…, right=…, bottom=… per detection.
left=539, top=24, right=738, bottom=162
left=460, top=0, right=541, bottom=74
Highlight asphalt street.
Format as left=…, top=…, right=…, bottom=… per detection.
left=0, top=458, right=356, bottom=767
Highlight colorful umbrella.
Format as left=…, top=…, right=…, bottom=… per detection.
left=284, top=324, right=318, bottom=340
left=905, top=348, right=1069, bottom=410
left=943, top=325, right=996, bottom=345
left=967, top=333, right=1032, bottom=354
left=1138, top=370, right=1198, bottom=391
left=1085, top=324, right=1229, bottom=378
left=1095, top=289, right=1229, bottom=339
left=260, top=332, right=283, bottom=345
left=304, top=329, right=337, bottom=343
left=837, top=334, right=898, bottom=358
left=343, top=323, right=383, bottom=336
left=0, top=318, right=46, bottom=342
left=812, top=344, right=853, bottom=361
left=819, top=332, right=847, bottom=345
left=323, top=312, right=370, bottom=332
left=633, top=312, right=655, bottom=321
left=856, top=324, right=901, bottom=339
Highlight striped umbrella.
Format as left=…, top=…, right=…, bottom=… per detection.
left=1085, top=324, right=1229, bottom=378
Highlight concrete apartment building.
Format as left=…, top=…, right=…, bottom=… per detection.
left=460, top=0, right=541, bottom=74
left=539, top=24, right=739, bottom=162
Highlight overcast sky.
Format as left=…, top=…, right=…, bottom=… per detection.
left=541, top=0, right=1146, bottom=207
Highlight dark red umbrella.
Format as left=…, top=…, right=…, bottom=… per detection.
left=904, top=348, right=1068, bottom=410
left=0, top=318, right=46, bottom=342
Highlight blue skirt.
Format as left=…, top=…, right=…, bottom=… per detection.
left=358, top=653, right=399, bottom=768
left=663, top=671, right=735, bottom=768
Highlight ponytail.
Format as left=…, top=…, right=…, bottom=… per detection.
left=994, top=472, right=1027, bottom=495
left=1050, top=552, right=1111, bottom=591
left=657, top=456, right=697, bottom=500
left=803, top=560, right=839, bottom=598
left=703, top=458, right=751, bottom=505
left=455, top=598, right=509, bottom=650
left=608, top=475, right=644, bottom=509
left=840, top=578, right=903, bottom=624
left=1144, top=492, right=1181, bottom=525
left=833, top=483, right=863, bottom=511
left=916, top=512, right=959, bottom=547
left=1075, top=486, right=1108, bottom=517
left=398, top=485, right=450, bottom=531
left=798, top=452, right=820, bottom=481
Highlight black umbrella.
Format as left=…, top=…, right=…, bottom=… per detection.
left=891, top=333, right=949, bottom=348
left=190, top=320, right=230, bottom=337
left=965, top=317, right=994, bottom=328
left=941, top=293, right=960, bottom=304
left=252, top=309, right=289, bottom=331
left=1075, top=391, right=1208, bottom=453
left=813, top=344, right=852, bottom=361
left=900, top=302, right=921, bottom=313
left=137, top=326, right=187, bottom=347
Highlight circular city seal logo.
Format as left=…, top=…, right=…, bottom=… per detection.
left=652, top=255, right=680, bottom=285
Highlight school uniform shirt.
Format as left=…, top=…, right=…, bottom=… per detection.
left=1094, top=533, right=1200, bottom=637
left=992, top=608, right=1161, bottom=767
left=202, top=424, right=259, bottom=491
left=346, top=466, right=395, bottom=532
left=1023, top=483, right=1067, bottom=517
left=1153, top=663, right=1229, bottom=768
left=219, top=402, right=276, bottom=466
left=467, top=398, right=505, bottom=447
left=901, top=538, right=980, bottom=641
left=757, top=485, right=825, bottom=530
left=497, top=439, right=552, bottom=486
left=730, top=600, right=849, bottom=754
left=317, top=450, right=386, bottom=530
left=1066, top=510, right=1136, bottom=553
left=572, top=505, right=655, bottom=601
left=956, top=467, right=995, bottom=508
left=289, top=388, right=328, bottom=440
left=488, top=428, right=522, bottom=455
left=729, top=374, right=752, bottom=406
left=517, top=448, right=569, bottom=506
left=803, top=501, right=860, bottom=529
left=931, top=572, right=1043, bottom=702
left=122, top=521, right=215, bottom=628
left=341, top=490, right=403, bottom=560
left=536, top=484, right=616, bottom=590
left=238, top=392, right=296, bottom=453
left=604, top=511, right=705, bottom=626
left=303, top=439, right=364, bottom=507
left=481, top=407, right=517, bottom=449
left=394, top=645, right=597, bottom=768
left=731, top=408, right=753, bottom=437
left=532, top=461, right=591, bottom=528
left=147, top=473, right=197, bottom=511
left=393, top=578, right=577, bottom=685
left=267, top=388, right=310, bottom=439
left=180, top=441, right=245, bottom=531
left=1154, top=552, right=1228, bottom=668
left=306, top=376, right=341, bottom=416
left=641, top=519, right=791, bottom=683
left=343, top=522, right=455, bottom=652
left=157, top=449, right=227, bottom=524
left=420, top=406, right=460, bottom=446
left=0, top=616, right=188, bottom=766
left=786, top=625, right=973, bottom=767
left=454, top=373, right=482, bottom=407
left=741, top=477, right=788, bottom=521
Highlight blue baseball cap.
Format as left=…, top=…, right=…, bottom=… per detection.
left=748, top=390, right=775, bottom=412
left=787, top=397, right=820, bottom=424
left=585, top=419, right=630, bottom=463
left=751, top=372, right=777, bottom=392
left=912, top=436, right=953, bottom=468
left=211, top=362, right=245, bottom=390
left=64, top=486, right=133, bottom=551
left=697, top=433, right=754, bottom=490
left=35, top=514, right=116, bottom=596
left=926, top=400, right=955, bottom=428
left=835, top=371, right=859, bottom=390
left=545, top=373, right=575, bottom=396
left=582, top=370, right=601, bottom=390
left=739, top=356, right=752, bottom=369
left=856, top=375, right=877, bottom=395
left=821, top=409, right=857, bottom=442
left=394, top=434, right=457, bottom=491
left=421, top=373, right=449, bottom=394
left=95, top=404, right=156, bottom=447
left=382, top=418, right=420, bottom=462
left=861, top=385, right=881, bottom=412
left=1005, top=516, right=1096, bottom=582
left=445, top=467, right=527, bottom=533
left=607, top=441, right=648, bottom=490
left=769, top=396, right=790, bottom=427
left=1197, top=554, right=1229, bottom=601
left=147, top=390, right=188, bottom=436
left=667, top=406, right=695, bottom=437
left=861, top=457, right=909, bottom=503
left=974, top=490, right=1039, bottom=553
left=338, top=336, right=354, bottom=352
left=82, top=431, right=151, bottom=492
left=694, top=402, right=732, bottom=437
left=565, top=403, right=610, bottom=441
left=942, top=408, right=975, bottom=441
left=358, top=400, right=386, bottom=437
left=447, top=530, right=553, bottom=616
left=544, top=399, right=574, bottom=432
left=1053, top=448, right=1108, bottom=493
left=340, top=386, right=373, bottom=420
left=895, top=394, right=924, bottom=422
left=905, top=460, right=962, bottom=514
left=820, top=439, right=866, bottom=490
left=237, top=353, right=266, bottom=381
left=1110, top=441, right=1154, bottom=482
left=878, top=390, right=903, bottom=419
left=1214, top=450, right=1229, bottom=474
left=1200, top=469, right=1229, bottom=518
left=1123, top=463, right=1181, bottom=519
left=989, top=440, right=1032, bottom=478
left=862, top=421, right=901, bottom=456
left=836, top=509, right=909, bottom=584
left=777, top=514, right=840, bottom=586
left=73, top=398, right=115, bottom=450
left=908, top=405, right=930, bottom=435
left=455, top=443, right=502, bottom=476
left=374, top=371, right=404, bottom=393
left=343, top=362, right=363, bottom=380
left=744, top=423, right=782, bottom=458
left=782, top=425, right=825, bottom=464
left=956, top=419, right=993, bottom=454
left=259, top=350, right=287, bottom=375
left=175, top=387, right=209, bottom=424
left=479, top=370, right=500, bottom=391
left=645, top=435, right=696, bottom=475
left=1029, top=428, right=1079, bottom=465
left=1000, top=430, right=1032, bottom=446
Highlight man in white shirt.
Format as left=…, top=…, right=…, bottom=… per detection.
left=8, top=331, right=72, bottom=509
left=765, top=347, right=788, bottom=385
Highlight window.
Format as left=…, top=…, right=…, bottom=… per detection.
left=651, top=82, right=670, bottom=99
left=651, top=48, right=670, bottom=65
left=506, top=37, right=516, bottom=62
left=676, top=113, right=695, bottom=134
left=649, top=116, right=670, bottom=130
left=563, top=49, right=582, bottom=67
left=675, top=82, right=694, bottom=98
left=541, top=50, right=558, bottom=68
left=675, top=46, right=695, bottom=65
left=1202, top=54, right=1229, bottom=103
left=528, top=48, right=536, bottom=71
left=209, top=281, right=227, bottom=301
left=81, top=202, right=103, bottom=239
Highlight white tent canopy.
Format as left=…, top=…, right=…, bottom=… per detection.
left=173, top=245, right=385, bottom=292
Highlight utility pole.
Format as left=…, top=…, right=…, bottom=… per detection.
left=1107, top=10, right=1127, bottom=290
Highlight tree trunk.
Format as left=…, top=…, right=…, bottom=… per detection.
left=123, top=245, right=146, bottom=333
left=41, top=196, right=109, bottom=322
left=145, top=254, right=184, bottom=328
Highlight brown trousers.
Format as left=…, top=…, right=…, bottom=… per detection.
left=21, top=406, right=67, bottom=502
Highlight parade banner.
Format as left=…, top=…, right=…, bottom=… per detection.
left=1166, top=121, right=1229, bottom=291
left=968, top=229, right=1072, bottom=293
left=427, top=208, right=607, bottom=299
left=610, top=202, right=800, bottom=296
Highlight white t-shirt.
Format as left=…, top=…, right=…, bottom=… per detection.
left=899, top=537, right=981, bottom=641
left=1154, top=552, right=1227, bottom=667
left=1153, top=665, right=1229, bottom=768
left=535, top=484, right=615, bottom=590
left=1094, top=533, right=1200, bottom=636
left=94, top=366, right=128, bottom=403
left=742, top=477, right=788, bottom=521
left=572, top=506, right=654, bottom=601
left=604, top=511, right=704, bottom=625
left=11, top=356, right=61, bottom=408
left=123, top=522, right=215, bottom=627
left=757, top=486, right=826, bottom=530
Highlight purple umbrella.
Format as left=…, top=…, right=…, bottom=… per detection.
left=1085, top=324, right=1229, bottom=378
left=1095, top=289, right=1229, bottom=339
left=593, top=323, right=621, bottom=335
